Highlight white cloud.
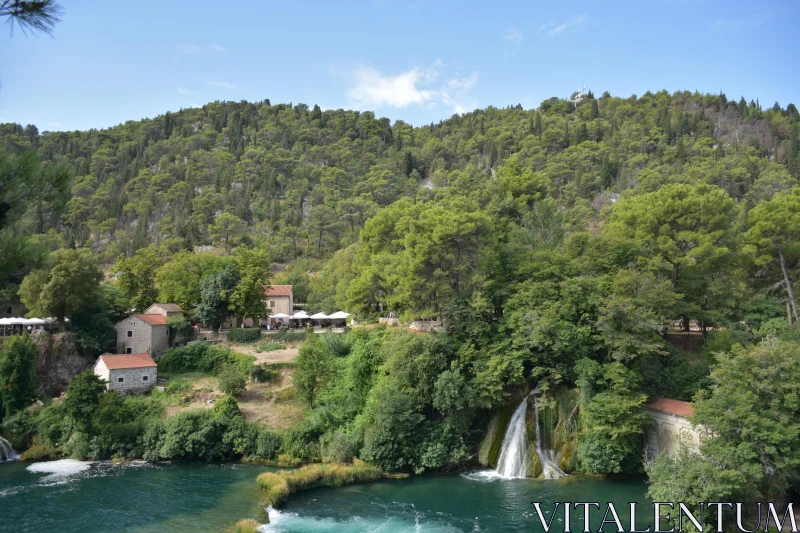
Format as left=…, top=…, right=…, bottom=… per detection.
left=208, top=43, right=225, bottom=52
left=344, top=61, right=479, bottom=115
left=176, top=87, right=196, bottom=95
left=539, top=14, right=588, bottom=38
left=208, top=80, right=238, bottom=90
left=347, top=67, right=437, bottom=109
left=441, top=72, right=479, bottom=114
left=178, top=44, right=202, bottom=54
left=504, top=27, right=523, bottom=48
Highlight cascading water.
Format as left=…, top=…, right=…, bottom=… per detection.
left=0, top=436, right=19, bottom=462
left=494, top=392, right=568, bottom=479
left=494, top=395, right=531, bottom=478
left=532, top=395, right=567, bottom=479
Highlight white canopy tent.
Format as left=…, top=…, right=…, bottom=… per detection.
left=271, top=313, right=290, bottom=319
left=0, top=317, right=58, bottom=335
left=327, top=311, right=351, bottom=320
left=309, top=312, right=329, bottom=320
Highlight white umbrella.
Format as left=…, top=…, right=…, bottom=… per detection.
left=27, top=318, right=47, bottom=325
left=328, top=311, right=351, bottom=319
left=290, top=311, right=309, bottom=319
left=270, top=313, right=290, bottom=319
left=309, top=312, right=330, bottom=320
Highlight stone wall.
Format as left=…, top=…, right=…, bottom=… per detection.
left=645, top=409, right=702, bottom=460
left=107, top=367, right=156, bottom=393
left=116, top=317, right=169, bottom=356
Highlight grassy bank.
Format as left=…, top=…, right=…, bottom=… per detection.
left=256, top=460, right=387, bottom=507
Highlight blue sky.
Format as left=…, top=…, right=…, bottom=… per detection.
left=1, top=0, right=797, bottom=131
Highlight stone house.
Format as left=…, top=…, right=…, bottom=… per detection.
left=265, top=285, right=293, bottom=316
left=142, top=303, right=184, bottom=318
left=645, top=397, right=703, bottom=460
left=116, top=314, right=170, bottom=356
left=225, top=285, right=294, bottom=328
left=94, top=353, right=157, bottom=393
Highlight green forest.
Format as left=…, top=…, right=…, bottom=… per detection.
left=2, top=89, right=800, bottom=517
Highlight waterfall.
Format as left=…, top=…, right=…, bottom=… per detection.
left=0, top=436, right=19, bottom=462
left=532, top=395, right=567, bottom=480
left=494, top=396, right=530, bottom=478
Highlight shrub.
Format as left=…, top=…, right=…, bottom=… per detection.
left=322, top=332, right=352, bottom=357
left=165, top=380, right=191, bottom=394
left=255, top=429, right=283, bottom=460
left=227, top=328, right=262, bottom=343
left=249, top=364, right=280, bottom=384
left=255, top=343, right=286, bottom=353
left=218, top=367, right=247, bottom=397
left=274, top=329, right=307, bottom=343
left=213, top=395, right=242, bottom=419
left=159, top=343, right=254, bottom=375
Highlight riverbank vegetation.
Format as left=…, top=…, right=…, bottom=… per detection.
left=1, top=90, right=799, bottom=508
left=256, top=460, right=385, bottom=507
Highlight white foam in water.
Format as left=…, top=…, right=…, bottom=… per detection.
left=27, top=459, right=92, bottom=479
left=460, top=469, right=515, bottom=482
left=260, top=507, right=463, bottom=532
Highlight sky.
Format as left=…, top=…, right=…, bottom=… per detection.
left=0, top=0, right=798, bottom=131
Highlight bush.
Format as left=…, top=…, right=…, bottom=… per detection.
left=227, top=328, right=262, bottom=343
left=159, top=343, right=254, bottom=375
left=213, top=395, right=242, bottom=419
left=255, top=429, right=283, bottom=460
left=249, top=364, right=281, bottom=384
left=227, top=519, right=261, bottom=533
left=274, top=329, right=307, bottom=343
left=218, top=367, right=247, bottom=397
left=322, top=332, right=352, bottom=357
left=165, top=380, right=191, bottom=394
left=255, top=343, right=286, bottom=353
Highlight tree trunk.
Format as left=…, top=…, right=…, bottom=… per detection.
left=778, top=246, right=800, bottom=325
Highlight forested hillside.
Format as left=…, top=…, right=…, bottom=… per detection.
left=2, top=91, right=798, bottom=318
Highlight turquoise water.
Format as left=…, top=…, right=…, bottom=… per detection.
left=0, top=460, right=653, bottom=532
left=0, top=460, right=269, bottom=533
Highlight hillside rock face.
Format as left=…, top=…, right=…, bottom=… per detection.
left=31, top=331, right=90, bottom=396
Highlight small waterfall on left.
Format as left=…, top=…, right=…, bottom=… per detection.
left=494, top=395, right=531, bottom=478
left=0, top=436, right=19, bottom=462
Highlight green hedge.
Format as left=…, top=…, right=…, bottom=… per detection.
left=227, top=328, right=262, bottom=343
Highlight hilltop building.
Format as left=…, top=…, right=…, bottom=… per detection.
left=645, top=397, right=702, bottom=460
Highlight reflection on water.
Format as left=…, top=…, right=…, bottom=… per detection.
left=0, top=460, right=652, bottom=533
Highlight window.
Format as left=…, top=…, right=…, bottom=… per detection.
left=269, top=300, right=276, bottom=308
left=117, top=377, right=124, bottom=383
left=127, top=330, right=133, bottom=338
left=6, top=307, right=11, bottom=315
left=142, top=375, right=149, bottom=381
left=126, top=348, right=132, bottom=354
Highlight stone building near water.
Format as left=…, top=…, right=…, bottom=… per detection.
left=645, top=397, right=702, bottom=460
left=94, top=353, right=157, bottom=393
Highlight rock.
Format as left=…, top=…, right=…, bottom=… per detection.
left=32, top=331, right=91, bottom=397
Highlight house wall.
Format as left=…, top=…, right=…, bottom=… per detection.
left=224, top=294, right=293, bottom=328
left=93, top=359, right=110, bottom=383
left=106, top=367, right=157, bottom=393
left=645, top=409, right=702, bottom=460
left=116, top=317, right=170, bottom=356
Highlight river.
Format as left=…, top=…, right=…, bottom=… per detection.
left=0, top=461, right=653, bottom=532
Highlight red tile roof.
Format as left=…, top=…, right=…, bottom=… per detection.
left=135, top=314, right=169, bottom=326
left=99, top=353, right=158, bottom=370
left=265, top=285, right=293, bottom=297
left=647, top=397, right=694, bottom=417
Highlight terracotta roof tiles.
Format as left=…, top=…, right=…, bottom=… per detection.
left=647, top=397, right=694, bottom=417
left=99, top=353, right=158, bottom=370
left=135, top=314, right=169, bottom=326
left=265, top=285, right=293, bottom=297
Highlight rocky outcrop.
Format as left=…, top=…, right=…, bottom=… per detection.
left=31, top=331, right=90, bottom=396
